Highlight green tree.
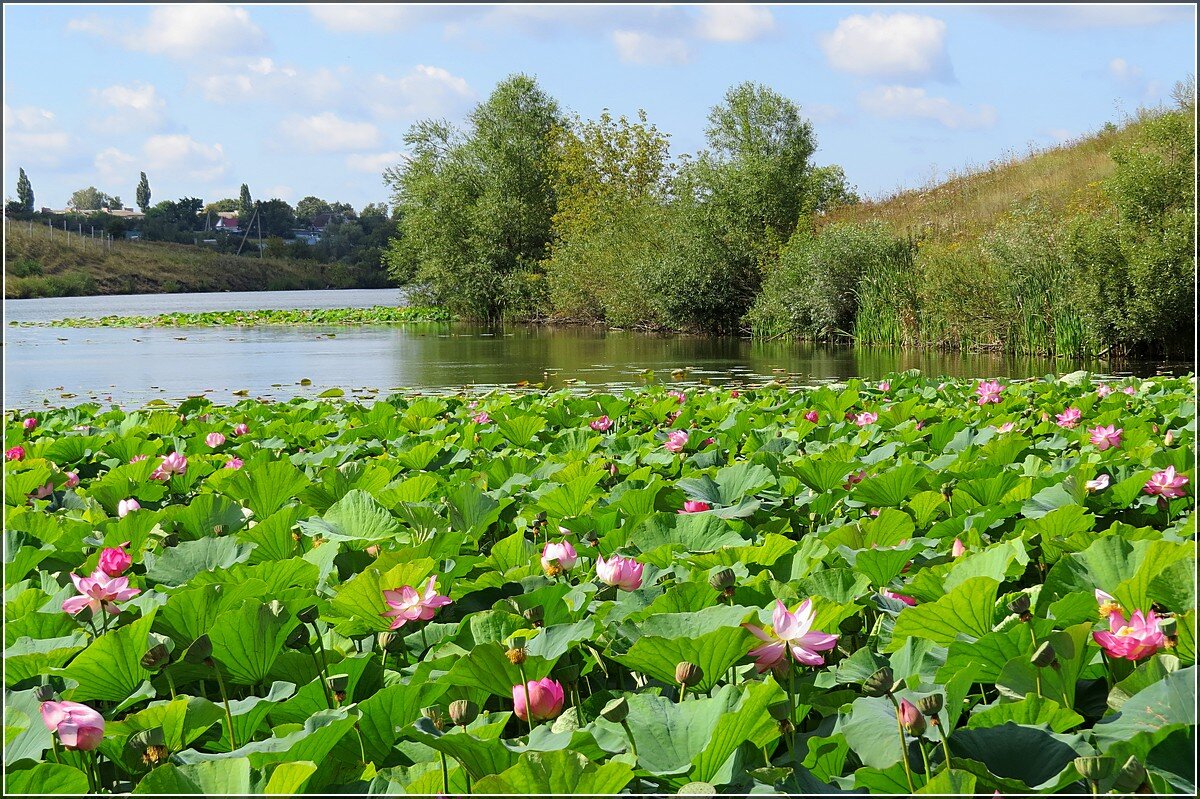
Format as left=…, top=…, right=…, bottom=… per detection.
left=16, top=168, right=34, bottom=213
left=238, top=184, right=254, bottom=222
left=255, top=199, right=296, bottom=237
left=136, top=172, right=151, bottom=212
left=141, top=197, right=203, bottom=242
left=203, top=198, right=239, bottom=214
left=295, top=196, right=331, bottom=224
left=68, top=186, right=115, bottom=211
left=385, top=73, right=563, bottom=321
left=109, top=196, right=123, bottom=211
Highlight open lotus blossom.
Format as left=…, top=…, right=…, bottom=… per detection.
left=664, top=429, right=689, bottom=453
left=1094, top=589, right=1122, bottom=618
left=669, top=390, right=687, bottom=404
left=6, top=446, right=25, bottom=461
left=62, top=568, right=141, bottom=616
left=151, top=451, right=187, bottom=481
left=224, top=457, right=244, bottom=470
left=23, top=417, right=38, bottom=431
left=878, top=380, right=891, bottom=392
left=1096, top=384, right=1113, bottom=398
left=65, top=472, right=80, bottom=488
left=952, top=538, right=966, bottom=558
left=1144, top=466, right=1188, bottom=499
left=881, top=588, right=917, bottom=606
left=233, top=423, right=250, bottom=436
left=1055, top=407, right=1082, bottom=429
left=1122, top=386, right=1137, bottom=396
left=744, top=599, right=838, bottom=670
left=471, top=411, right=490, bottom=424
left=1085, top=474, right=1111, bottom=492
left=130, top=454, right=149, bottom=463
left=680, top=500, right=711, bottom=513
left=98, top=545, right=132, bottom=576
left=976, top=380, right=1003, bottom=405
left=843, top=470, right=866, bottom=490
left=205, top=432, right=226, bottom=448
left=381, top=576, right=452, bottom=630
left=541, top=540, right=578, bottom=572
left=1093, top=608, right=1166, bottom=662
left=512, top=678, right=565, bottom=722
left=994, top=421, right=1016, bottom=434
left=41, top=701, right=105, bottom=751
left=1088, top=425, right=1122, bottom=451
left=854, top=412, right=878, bottom=427
left=804, top=410, right=819, bottom=423
left=117, top=498, right=140, bottom=517
left=596, top=554, right=643, bottom=591
left=730, top=390, right=739, bottom=398
left=590, top=415, right=613, bottom=432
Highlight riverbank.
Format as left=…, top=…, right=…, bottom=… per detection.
left=10, top=305, right=452, bottom=328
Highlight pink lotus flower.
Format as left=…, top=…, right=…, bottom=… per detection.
left=804, top=410, right=819, bottom=423
left=117, top=498, right=140, bottom=517
left=1093, top=608, right=1166, bottom=662
left=1144, top=467, right=1188, bottom=499
left=233, top=423, right=250, bottom=436
left=512, top=678, right=565, bottom=722
left=130, top=454, right=149, bottom=463
left=868, top=507, right=880, bottom=517
left=952, top=538, right=966, bottom=558
left=669, top=390, right=687, bottom=404
left=381, top=576, right=451, bottom=630
left=224, top=457, right=244, bottom=470
left=854, top=412, right=878, bottom=427
left=596, top=554, right=643, bottom=591
left=541, top=540, right=578, bottom=572
left=664, top=429, right=689, bottom=453
left=843, top=470, right=865, bottom=490
left=680, top=500, right=711, bottom=513
left=1055, top=407, right=1082, bottom=429
left=1122, top=386, right=1136, bottom=396
left=61, top=569, right=141, bottom=617
left=976, top=380, right=1003, bottom=405
left=915, top=420, right=925, bottom=430
left=878, top=380, right=891, bottom=392
left=743, top=599, right=838, bottom=671
left=205, top=432, right=226, bottom=448
left=881, top=588, right=917, bottom=606
left=1085, top=474, right=1110, bottom=492
left=29, top=481, right=54, bottom=500
left=590, top=415, right=613, bottom=432
left=898, top=698, right=924, bottom=734
left=151, top=451, right=187, bottom=481
left=41, top=701, right=104, bottom=751
left=98, top=545, right=132, bottom=576
left=994, top=421, right=1016, bottom=434
left=1096, top=384, right=1113, bottom=398
left=6, top=446, right=25, bottom=461
left=702, top=436, right=715, bottom=446
left=730, top=390, right=740, bottom=398
left=1088, top=425, right=1122, bottom=451
left=1095, top=589, right=1122, bottom=618
left=472, top=412, right=490, bottom=424
left=23, top=417, right=37, bottom=431
left=65, top=472, right=80, bottom=488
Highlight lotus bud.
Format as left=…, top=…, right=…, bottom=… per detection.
left=35, top=684, right=58, bottom=703
left=297, top=605, right=320, bottom=624
left=864, top=666, right=895, bottom=697
left=1031, top=641, right=1057, bottom=668
left=1165, top=430, right=1175, bottom=446
left=1112, top=755, right=1147, bottom=793
left=917, top=693, right=944, bottom=716
left=600, top=697, right=629, bottom=723
left=377, top=630, right=402, bottom=652
left=523, top=606, right=545, bottom=626
left=898, top=698, right=926, bottom=736
left=420, top=706, right=447, bottom=731
left=286, top=625, right=311, bottom=650
left=1073, top=755, right=1114, bottom=781
left=141, top=643, right=171, bottom=671
left=708, top=568, right=736, bottom=594
left=183, top=635, right=212, bottom=664
left=767, top=700, right=791, bottom=721
left=675, top=661, right=703, bottom=688
left=448, top=699, right=479, bottom=727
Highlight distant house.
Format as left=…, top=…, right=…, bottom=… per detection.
left=310, top=213, right=334, bottom=232
left=291, top=229, right=322, bottom=245
left=215, top=216, right=241, bottom=233
left=102, top=207, right=144, bottom=219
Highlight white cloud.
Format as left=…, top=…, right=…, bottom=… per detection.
left=308, top=5, right=453, bottom=33
left=91, top=82, right=166, bottom=134
left=821, top=13, right=952, bottom=82
left=70, top=5, right=267, bottom=58
left=1108, top=57, right=1144, bottom=83
left=4, top=104, right=75, bottom=168
left=195, top=58, right=342, bottom=106
left=805, top=103, right=849, bottom=125
left=94, top=147, right=138, bottom=181
left=367, top=65, right=476, bottom=120
left=612, top=30, right=691, bottom=66
left=858, top=86, right=997, bottom=130
left=96, top=135, right=228, bottom=188
left=695, top=5, right=775, bottom=42
left=981, top=6, right=1194, bottom=29
left=280, top=112, right=382, bottom=153
left=346, top=151, right=407, bottom=173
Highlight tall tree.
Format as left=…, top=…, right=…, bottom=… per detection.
left=68, top=186, right=114, bottom=211
left=295, top=196, right=331, bottom=224
left=238, top=184, right=253, bottom=222
left=136, top=172, right=151, bottom=212
left=16, top=168, right=34, bottom=213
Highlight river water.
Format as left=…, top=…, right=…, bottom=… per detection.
left=3, top=289, right=1181, bottom=409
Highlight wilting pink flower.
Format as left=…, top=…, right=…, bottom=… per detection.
left=804, top=410, right=819, bottom=423
left=28, top=481, right=53, bottom=501
left=590, top=415, right=613, bottom=432
left=1144, top=467, right=1188, bottom=499
left=151, top=451, right=187, bottom=481
left=41, top=701, right=104, bottom=751
left=952, top=538, right=966, bottom=558
left=881, top=588, right=918, bottom=606
left=878, top=380, right=891, bottom=392
left=1095, top=589, right=1122, bottom=618
left=669, top=390, right=687, bottom=404
left=1093, top=609, right=1166, bottom=662
left=702, top=436, right=716, bottom=446
left=664, top=429, right=689, bottom=453
left=1122, top=386, right=1136, bottom=396
left=5, top=446, right=25, bottom=462
left=1088, top=425, right=1122, bottom=451
left=233, top=423, right=250, bottom=436
left=61, top=569, right=140, bottom=616
left=472, top=411, right=490, bottom=424
left=915, top=420, right=925, bottom=430
left=680, top=500, right=711, bottom=514
left=541, top=541, right=578, bottom=572
left=596, top=554, right=643, bottom=591
left=65, top=472, right=80, bottom=488
left=117, top=498, right=140, bottom=517
left=224, top=457, right=244, bottom=470
left=381, top=576, right=451, bottom=630
left=22, top=417, right=37, bottom=431
left=1055, top=407, right=1082, bottom=429
left=1085, top=474, right=1111, bottom=492
left=843, top=470, right=866, bottom=490
left=976, top=380, right=1003, bottom=405
left=98, top=545, right=131, bottom=576
left=1096, top=384, right=1113, bottom=398
left=744, top=599, right=838, bottom=671
left=512, top=678, right=565, bottom=722
left=130, top=454, right=149, bottom=463
left=854, top=412, right=878, bottom=427
left=205, top=432, right=226, bottom=448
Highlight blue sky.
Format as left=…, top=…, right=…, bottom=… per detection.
left=3, top=3, right=1195, bottom=211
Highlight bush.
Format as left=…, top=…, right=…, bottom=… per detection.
left=8, top=257, right=43, bottom=277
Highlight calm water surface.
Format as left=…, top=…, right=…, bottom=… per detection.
left=4, top=289, right=1183, bottom=409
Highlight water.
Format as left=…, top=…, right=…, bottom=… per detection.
left=3, top=289, right=1182, bottom=409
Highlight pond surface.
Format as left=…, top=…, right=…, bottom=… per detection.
left=3, top=289, right=1183, bottom=409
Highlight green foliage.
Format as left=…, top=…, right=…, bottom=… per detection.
left=135, top=172, right=151, bottom=213
left=67, top=186, right=117, bottom=212
left=17, top=167, right=35, bottom=214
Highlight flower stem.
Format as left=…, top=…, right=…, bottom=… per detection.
left=516, top=662, right=533, bottom=735
left=165, top=668, right=178, bottom=701
left=307, top=645, right=334, bottom=708
left=918, top=738, right=932, bottom=786
left=213, top=667, right=238, bottom=751
left=888, top=695, right=917, bottom=793
left=934, top=717, right=953, bottom=774
left=620, top=719, right=639, bottom=762
left=440, top=751, right=449, bottom=794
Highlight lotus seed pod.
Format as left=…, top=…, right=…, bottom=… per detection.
left=675, top=661, right=703, bottom=688
left=1112, top=755, right=1147, bottom=792
left=1073, top=755, right=1115, bottom=781
left=1008, top=595, right=1031, bottom=615
left=141, top=744, right=170, bottom=766
left=1031, top=641, right=1057, bottom=668
left=297, top=605, right=320, bottom=624
left=286, top=625, right=311, bottom=650
left=917, top=693, right=944, bottom=716
left=141, top=643, right=171, bottom=671
left=35, top=684, right=58, bottom=703
left=129, top=726, right=166, bottom=750
left=708, top=568, right=736, bottom=592
left=183, top=634, right=212, bottom=664
left=552, top=661, right=581, bottom=683
left=767, top=700, right=791, bottom=721
left=326, top=674, right=349, bottom=693
left=864, top=666, right=896, bottom=697
left=1160, top=616, right=1177, bottom=637
left=523, top=605, right=545, bottom=626
left=420, top=706, right=447, bottom=731
left=600, top=697, right=629, bottom=723
left=449, top=699, right=479, bottom=727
